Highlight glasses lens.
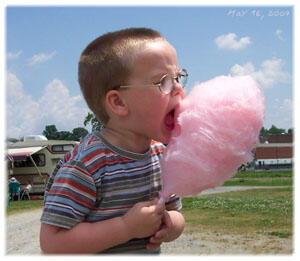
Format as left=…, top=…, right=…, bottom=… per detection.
left=160, top=75, right=173, bottom=94
left=177, top=69, right=188, bottom=87
left=159, top=69, right=188, bottom=94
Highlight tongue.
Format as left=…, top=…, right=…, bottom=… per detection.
left=165, top=110, right=175, bottom=131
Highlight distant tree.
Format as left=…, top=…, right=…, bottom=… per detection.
left=57, top=131, right=74, bottom=141
left=268, top=125, right=286, bottom=134
left=6, top=137, right=19, bottom=143
left=84, top=112, right=104, bottom=131
left=72, top=127, right=88, bottom=141
left=288, top=128, right=293, bottom=135
left=260, top=125, right=292, bottom=136
left=260, top=127, right=268, bottom=136
left=43, top=125, right=59, bottom=140
left=43, top=124, right=89, bottom=141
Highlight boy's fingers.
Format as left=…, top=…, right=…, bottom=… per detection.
left=146, top=242, right=161, bottom=250
left=139, top=198, right=158, bottom=207
left=158, top=197, right=165, bottom=205
left=150, top=198, right=159, bottom=205
left=155, top=224, right=168, bottom=238
left=154, top=203, right=165, bottom=215
left=149, top=236, right=162, bottom=244
left=142, top=198, right=158, bottom=207
left=148, top=198, right=164, bottom=209
left=162, top=211, right=172, bottom=227
left=140, top=198, right=165, bottom=214
left=152, top=232, right=163, bottom=241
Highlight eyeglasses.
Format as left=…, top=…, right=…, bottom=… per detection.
left=117, top=69, right=188, bottom=94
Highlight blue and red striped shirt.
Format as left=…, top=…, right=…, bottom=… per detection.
left=40, top=131, right=181, bottom=253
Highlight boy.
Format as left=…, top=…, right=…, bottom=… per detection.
left=40, top=28, right=186, bottom=254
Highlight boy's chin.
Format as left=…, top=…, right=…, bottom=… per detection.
left=155, top=131, right=171, bottom=145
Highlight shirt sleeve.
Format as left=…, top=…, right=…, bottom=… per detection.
left=40, top=160, right=97, bottom=229
left=165, top=194, right=182, bottom=211
left=43, top=153, right=68, bottom=200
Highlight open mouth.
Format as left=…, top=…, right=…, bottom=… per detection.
left=164, top=109, right=176, bottom=131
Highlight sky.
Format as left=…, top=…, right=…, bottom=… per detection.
left=4, top=3, right=295, bottom=139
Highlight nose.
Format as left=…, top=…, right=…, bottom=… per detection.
left=171, top=81, right=185, bottom=99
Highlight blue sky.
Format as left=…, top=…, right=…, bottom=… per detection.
left=5, top=4, right=294, bottom=139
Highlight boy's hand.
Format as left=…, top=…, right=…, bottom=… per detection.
left=146, top=210, right=173, bottom=250
left=122, top=198, right=165, bottom=239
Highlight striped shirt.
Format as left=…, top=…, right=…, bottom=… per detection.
left=40, top=132, right=181, bottom=254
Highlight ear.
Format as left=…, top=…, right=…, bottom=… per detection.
left=105, top=90, right=128, bottom=117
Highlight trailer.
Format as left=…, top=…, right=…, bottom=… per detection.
left=6, top=139, right=78, bottom=194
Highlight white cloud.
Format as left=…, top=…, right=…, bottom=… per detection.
left=264, top=98, right=293, bottom=130
left=6, top=72, right=41, bottom=138
left=7, top=50, right=22, bottom=60
left=215, top=33, right=251, bottom=50
left=275, top=29, right=285, bottom=41
left=38, top=79, right=86, bottom=131
left=6, top=71, right=89, bottom=139
left=230, top=58, right=291, bottom=88
left=27, top=51, right=57, bottom=66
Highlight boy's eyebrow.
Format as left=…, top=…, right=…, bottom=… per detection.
left=150, top=72, right=167, bottom=83
left=138, top=71, right=165, bottom=85
left=149, top=68, right=180, bottom=83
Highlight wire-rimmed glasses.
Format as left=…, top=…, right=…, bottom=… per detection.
left=117, top=69, right=188, bottom=94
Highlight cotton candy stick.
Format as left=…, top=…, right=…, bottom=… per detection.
left=159, top=75, right=265, bottom=200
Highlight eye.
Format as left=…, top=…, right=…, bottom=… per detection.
left=153, top=80, right=161, bottom=86
left=175, top=73, right=183, bottom=83
left=175, top=74, right=181, bottom=83
left=153, top=74, right=167, bottom=86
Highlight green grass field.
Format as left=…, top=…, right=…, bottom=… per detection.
left=7, top=170, right=294, bottom=240
left=233, top=170, right=293, bottom=179
left=181, top=170, right=293, bottom=238
left=223, top=170, right=293, bottom=186
left=182, top=187, right=293, bottom=238
left=223, top=178, right=293, bottom=186
left=7, top=198, right=44, bottom=216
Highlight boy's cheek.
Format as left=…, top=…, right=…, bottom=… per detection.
left=180, top=90, right=185, bottom=100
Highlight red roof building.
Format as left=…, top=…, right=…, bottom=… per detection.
left=254, top=134, right=293, bottom=169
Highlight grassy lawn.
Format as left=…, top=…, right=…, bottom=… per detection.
left=6, top=198, right=44, bottom=216
left=181, top=187, right=293, bottom=238
left=223, top=178, right=293, bottom=186
left=223, top=170, right=293, bottom=186
left=233, top=170, right=293, bottom=179
left=7, top=170, right=294, bottom=242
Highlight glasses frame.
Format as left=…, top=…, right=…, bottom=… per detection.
left=117, top=69, right=188, bottom=94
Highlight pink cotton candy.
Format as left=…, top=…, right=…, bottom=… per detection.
left=160, top=75, right=265, bottom=200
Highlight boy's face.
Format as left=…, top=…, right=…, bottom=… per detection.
left=122, top=40, right=185, bottom=144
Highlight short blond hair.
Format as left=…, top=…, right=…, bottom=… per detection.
left=78, top=28, right=164, bottom=124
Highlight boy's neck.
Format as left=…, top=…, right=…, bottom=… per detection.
left=100, top=127, right=152, bottom=154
